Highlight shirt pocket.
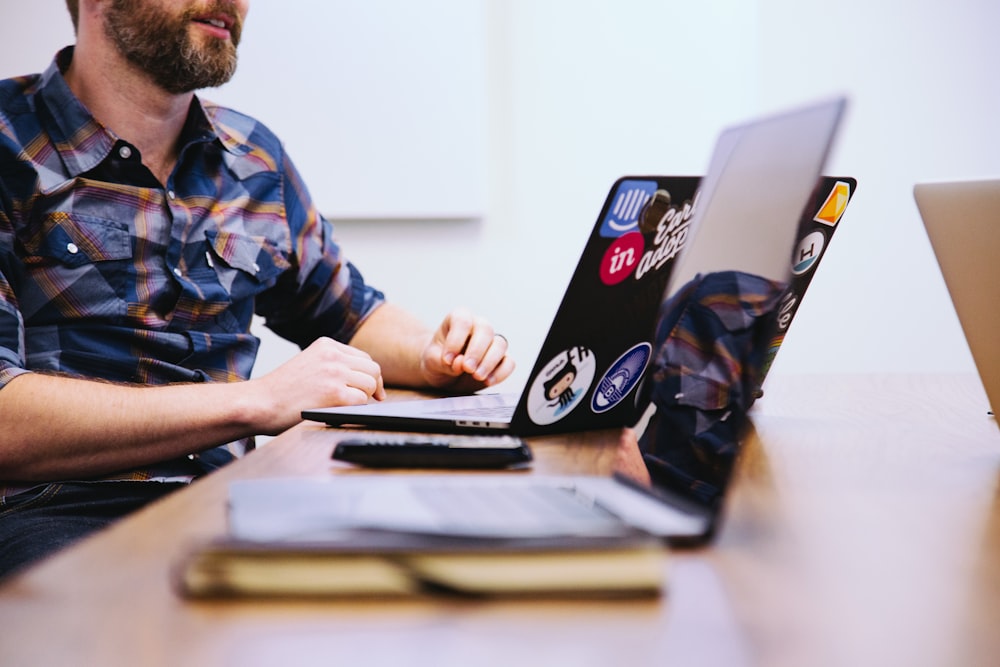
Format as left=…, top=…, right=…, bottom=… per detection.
left=17, top=213, right=132, bottom=319
left=204, top=229, right=289, bottom=302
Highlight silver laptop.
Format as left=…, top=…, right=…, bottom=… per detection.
left=302, top=97, right=850, bottom=439
left=229, top=97, right=852, bottom=546
left=914, top=179, right=1000, bottom=422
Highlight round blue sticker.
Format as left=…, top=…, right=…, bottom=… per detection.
left=591, top=342, right=652, bottom=414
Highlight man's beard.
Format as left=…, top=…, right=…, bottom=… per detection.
left=104, top=0, right=243, bottom=94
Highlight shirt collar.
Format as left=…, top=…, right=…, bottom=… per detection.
left=37, top=46, right=249, bottom=178
left=185, top=97, right=252, bottom=158
left=37, top=46, right=116, bottom=178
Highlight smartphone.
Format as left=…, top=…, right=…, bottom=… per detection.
left=331, top=434, right=533, bottom=469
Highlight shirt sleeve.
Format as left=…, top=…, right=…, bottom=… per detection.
left=254, top=149, right=385, bottom=349
left=0, top=213, right=30, bottom=391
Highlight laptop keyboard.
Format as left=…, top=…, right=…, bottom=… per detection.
left=411, top=481, right=627, bottom=536
left=428, top=405, right=515, bottom=419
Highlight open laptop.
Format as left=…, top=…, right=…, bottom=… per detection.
left=303, top=97, right=853, bottom=438
left=238, top=97, right=852, bottom=547
left=914, top=179, right=1000, bottom=422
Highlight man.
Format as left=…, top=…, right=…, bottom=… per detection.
left=0, top=0, right=513, bottom=576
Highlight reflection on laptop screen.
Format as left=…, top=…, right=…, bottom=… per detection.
left=623, top=97, right=848, bottom=528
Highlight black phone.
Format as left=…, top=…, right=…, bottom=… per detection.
left=331, top=434, right=533, bottom=469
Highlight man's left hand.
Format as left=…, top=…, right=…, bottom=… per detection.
left=420, top=308, right=514, bottom=392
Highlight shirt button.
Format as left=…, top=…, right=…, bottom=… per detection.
left=168, top=190, right=176, bottom=200
left=173, top=267, right=183, bottom=278
left=66, top=242, right=79, bottom=254
left=252, top=262, right=261, bottom=273
left=118, top=145, right=132, bottom=159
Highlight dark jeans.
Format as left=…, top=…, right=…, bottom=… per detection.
left=0, top=481, right=187, bottom=580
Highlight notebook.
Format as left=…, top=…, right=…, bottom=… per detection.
left=303, top=97, right=853, bottom=436
left=914, top=179, right=1000, bottom=420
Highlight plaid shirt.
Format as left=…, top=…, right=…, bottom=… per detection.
left=0, top=48, right=384, bottom=483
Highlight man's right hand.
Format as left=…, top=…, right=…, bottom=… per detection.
left=248, top=337, right=385, bottom=435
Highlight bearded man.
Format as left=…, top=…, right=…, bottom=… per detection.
left=0, top=0, right=514, bottom=577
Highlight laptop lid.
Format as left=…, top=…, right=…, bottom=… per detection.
left=302, top=175, right=701, bottom=433
left=914, top=179, right=1000, bottom=420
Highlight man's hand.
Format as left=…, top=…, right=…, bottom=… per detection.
left=614, top=427, right=652, bottom=486
left=250, top=337, right=386, bottom=434
left=420, top=308, right=514, bottom=393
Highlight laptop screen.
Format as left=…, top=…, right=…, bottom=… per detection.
left=617, top=98, right=850, bottom=541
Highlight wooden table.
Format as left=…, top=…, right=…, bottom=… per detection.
left=2, top=373, right=998, bottom=667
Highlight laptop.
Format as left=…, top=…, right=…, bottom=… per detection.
left=240, top=97, right=852, bottom=547
left=303, top=97, right=853, bottom=437
left=914, top=179, right=1000, bottom=421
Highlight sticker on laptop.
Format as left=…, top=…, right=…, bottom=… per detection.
left=760, top=333, right=787, bottom=381
left=526, top=346, right=597, bottom=426
left=590, top=342, right=652, bottom=414
left=774, top=290, right=799, bottom=332
left=791, top=230, right=826, bottom=275
left=814, top=180, right=851, bottom=226
left=599, top=232, right=645, bottom=285
left=599, top=179, right=658, bottom=238
left=633, top=189, right=699, bottom=281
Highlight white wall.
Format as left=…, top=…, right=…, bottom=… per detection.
left=754, top=0, right=1000, bottom=381
left=2, top=0, right=997, bottom=393
left=210, top=0, right=490, bottom=220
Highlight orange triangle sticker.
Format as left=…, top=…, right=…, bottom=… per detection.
left=814, top=181, right=850, bottom=226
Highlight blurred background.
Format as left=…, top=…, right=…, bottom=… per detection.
left=3, top=0, right=998, bottom=392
